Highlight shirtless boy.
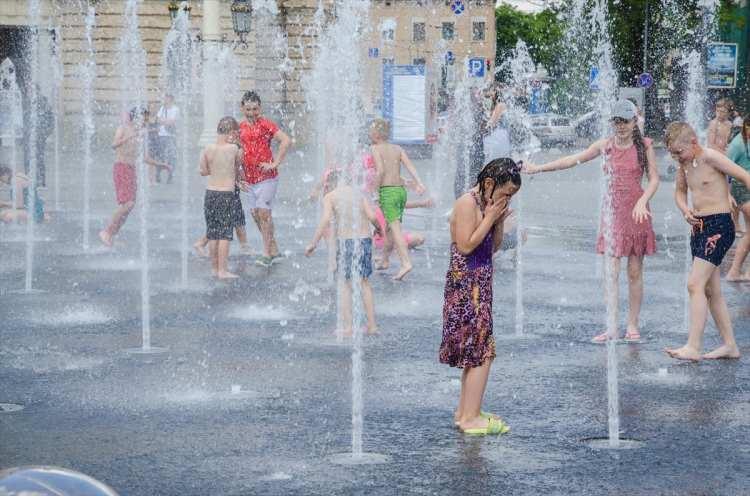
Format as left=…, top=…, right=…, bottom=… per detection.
left=370, top=118, right=427, bottom=280
left=305, top=168, right=380, bottom=335
left=664, top=122, right=750, bottom=361
left=707, top=98, right=733, bottom=153
left=199, top=116, right=245, bottom=279
left=99, top=107, right=164, bottom=247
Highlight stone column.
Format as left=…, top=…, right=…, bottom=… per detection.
left=199, top=0, right=222, bottom=145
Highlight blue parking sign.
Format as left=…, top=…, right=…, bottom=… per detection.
left=589, top=67, right=600, bottom=90
left=450, top=0, right=464, bottom=14
left=368, top=47, right=379, bottom=58
left=468, top=58, right=485, bottom=78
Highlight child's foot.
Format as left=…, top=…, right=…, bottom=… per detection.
left=98, top=230, right=113, bottom=247
left=375, top=262, right=389, bottom=271
left=255, top=256, right=273, bottom=268
left=664, top=345, right=702, bottom=361
left=591, top=331, right=617, bottom=343
left=623, top=329, right=641, bottom=342
left=702, top=344, right=740, bottom=360
left=366, top=327, right=379, bottom=336
left=270, top=253, right=284, bottom=264
left=726, top=270, right=744, bottom=282
left=333, top=328, right=353, bottom=338
left=217, top=271, right=239, bottom=279
left=193, top=242, right=207, bottom=257
left=393, top=264, right=412, bottom=281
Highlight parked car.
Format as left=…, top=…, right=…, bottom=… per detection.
left=572, top=110, right=601, bottom=139
left=529, top=113, right=577, bottom=146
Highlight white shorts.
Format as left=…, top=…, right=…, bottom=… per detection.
left=242, top=178, right=279, bottom=210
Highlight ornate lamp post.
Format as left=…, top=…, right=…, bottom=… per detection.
left=168, top=1, right=191, bottom=24
left=231, top=0, right=253, bottom=44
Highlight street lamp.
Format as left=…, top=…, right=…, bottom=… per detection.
left=168, top=1, right=191, bottom=24
left=231, top=0, right=253, bottom=44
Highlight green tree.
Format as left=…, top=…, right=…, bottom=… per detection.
left=495, top=4, right=564, bottom=75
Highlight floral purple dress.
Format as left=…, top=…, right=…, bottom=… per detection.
left=439, top=192, right=496, bottom=369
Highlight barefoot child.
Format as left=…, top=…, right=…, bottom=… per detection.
left=707, top=98, right=733, bottom=153
left=0, top=166, right=45, bottom=223
left=305, top=168, right=380, bottom=335
left=99, top=107, right=161, bottom=247
left=440, top=158, right=520, bottom=435
left=524, top=100, right=660, bottom=343
left=664, top=122, right=750, bottom=360
left=199, top=116, right=245, bottom=279
left=370, top=118, right=427, bottom=280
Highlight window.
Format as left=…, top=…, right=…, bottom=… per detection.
left=413, top=22, right=426, bottom=42
left=413, top=58, right=426, bottom=66
left=442, top=22, right=455, bottom=41
left=382, top=58, right=394, bottom=65
left=472, top=21, right=486, bottom=41
left=380, top=18, right=396, bottom=42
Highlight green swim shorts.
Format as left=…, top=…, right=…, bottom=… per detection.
left=379, top=185, right=407, bottom=224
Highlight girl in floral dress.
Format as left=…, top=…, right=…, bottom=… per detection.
left=523, top=99, right=660, bottom=343
left=440, top=158, right=521, bottom=435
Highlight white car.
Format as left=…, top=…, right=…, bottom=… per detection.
left=529, top=113, right=577, bottom=146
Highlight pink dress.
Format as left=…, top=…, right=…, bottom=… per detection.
left=595, top=138, right=657, bottom=257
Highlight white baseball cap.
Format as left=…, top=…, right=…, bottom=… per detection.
left=611, top=99, right=636, bottom=120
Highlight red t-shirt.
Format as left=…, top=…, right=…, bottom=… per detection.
left=239, top=117, right=280, bottom=184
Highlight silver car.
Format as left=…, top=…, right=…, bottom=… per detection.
left=529, top=113, right=577, bottom=146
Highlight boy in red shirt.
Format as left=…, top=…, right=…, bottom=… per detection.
left=238, top=91, right=291, bottom=267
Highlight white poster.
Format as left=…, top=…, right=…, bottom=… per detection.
left=392, top=74, right=426, bottom=142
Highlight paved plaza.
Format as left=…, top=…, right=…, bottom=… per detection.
left=2, top=148, right=750, bottom=495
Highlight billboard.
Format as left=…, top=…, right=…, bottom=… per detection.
left=706, top=42, right=738, bottom=89
left=383, top=65, right=427, bottom=144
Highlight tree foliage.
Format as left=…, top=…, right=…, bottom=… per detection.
left=494, top=4, right=564, bottom=74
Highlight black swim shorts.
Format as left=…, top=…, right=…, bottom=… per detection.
left=232, top=187, right=245, bottom=228
left=204, top=190, right=235, bottom=240
left=690, top=213, right=735, bottom=267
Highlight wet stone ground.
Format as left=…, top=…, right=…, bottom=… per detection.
left=1, top=150, right=749, bottom=495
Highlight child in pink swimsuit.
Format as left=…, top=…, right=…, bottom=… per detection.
left=524, top=99, right=660, bottom=343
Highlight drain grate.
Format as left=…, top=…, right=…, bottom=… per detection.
left=0, top=403, right=24, bottom=413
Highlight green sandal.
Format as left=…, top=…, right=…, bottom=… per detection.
left=462, top=417, right=510, bottom=436
left=454, top=411, right=498, bottom=427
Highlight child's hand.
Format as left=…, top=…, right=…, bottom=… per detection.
left=238, top=180, right=250, bottom=192
left=304, top=244, right=315, bottom=256
left=521, top=162, right=540, bottom=174
left=485, top=198, right=508, bottom=223
left=414, top=182, right=426, bottom=195
left=631, top=199, right=652, bottom=224
left=260, top=162, right=277, bottom=171
left=683, top=209, right=701, bottom=226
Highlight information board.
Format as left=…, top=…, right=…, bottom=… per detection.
left=707, top=42, right=738, bottom=89
left=383, top=65, right=426, bottom=144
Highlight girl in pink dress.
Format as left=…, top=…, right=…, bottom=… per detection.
left=523, top=100, right=660, bottom=343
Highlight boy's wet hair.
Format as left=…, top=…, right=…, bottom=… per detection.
left=715, top=98, right=733, bottom=111
left=241, top=91, right=261, bottom=106
left=664, top=122, right=695, bottom=147
left=370, top=118, right=390, bottom=139
left=475, top=157, right=521, bottom=199
left=217, top=116, right=239, bottom=134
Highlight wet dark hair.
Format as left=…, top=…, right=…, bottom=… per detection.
left=475, top=157, right=521, bottom=200
left=632, top=125, right=648, bottom=173
left=241, top=91, right=261, bottom=106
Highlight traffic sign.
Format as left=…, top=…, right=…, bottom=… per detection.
left=445, top=50, right=455, bottom=65
left=368, top=47, right=379, bottom=58
left=589, top=67, right=600, bottom=90
left=450, top=0, right=464, bottom=15
left=637, top=72, right=653, bottom=88
left=468, top=58, right=485, bottom=78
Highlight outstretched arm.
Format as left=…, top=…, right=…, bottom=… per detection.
left=400, top=148, right=426, bottom=194
left=523, top=139, right=604, bottom=174
left=711, top=150, right=750, bottom=190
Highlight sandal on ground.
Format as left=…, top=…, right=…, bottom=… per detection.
left=623, top=330, right=642, bottom=342
left=462, top=417, right=510, bottom=436
left=591, top=332, right=617, bottom=344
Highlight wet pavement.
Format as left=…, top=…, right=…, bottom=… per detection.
left=2, top=147, right=749, bottom=495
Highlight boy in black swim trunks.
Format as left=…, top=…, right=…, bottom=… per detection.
left=199, top=116, right=245, bottom=279
left=664, top=122, right=750, bottom=361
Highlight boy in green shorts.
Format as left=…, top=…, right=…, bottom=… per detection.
left=369, top=118, right=427, bottom=280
